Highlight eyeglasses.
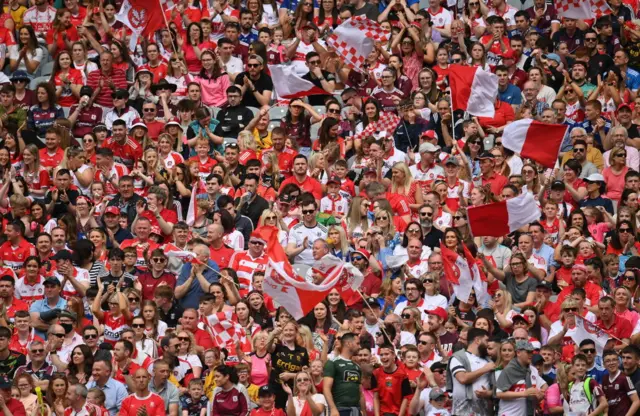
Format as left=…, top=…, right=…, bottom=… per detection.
left=401, top=314, right=412, bottom=319
left=84, top=334, right=98, bottom=339
left=585, top=37, right=597, bottom=41
left=581, top=348, right=596, bottom=354
left=132, top=324, right=145, bottom=328
left=30, top=349, right=44, bottom=353
left=247, top=63, right=261, bottom=68
left=563, top=307, right=578, bottom=312
left=302, top=209, right=315, bottom=215
left=128, top=297, right=139, bottom=302
left=152, top=258, right=166, bottom=263
left=619, top=228, right=632, bottom=233
left=420, top=211, right=433, bottom=217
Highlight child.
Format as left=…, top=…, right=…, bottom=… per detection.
left=271, top=27, right=286, bottom=63
left=320, top=175, right=349, bottom=218
left=332, top=159, right=356, bottom=199
left=250, top=385, right=285, bottom=416
left=236, top=362, right=259, bottom=408
left=567, top=354, right=608, bottom=415
left=427, top=388, right=451, bottom=416
left=360, top=364, right=375, bottom=416
left=555, top=246, right=576, bottom=289
left=541, top=200, right=562, bottom=244
left=122, top=246, right=141, bottom=277
left=180, top=379, right=208, bottom=416
left=87, top=388, right=110, bottom=416
left=539, top=345, right=557, bottom=384
left=309, top=359, right=324, bottom=393
left=188, top=137, right=218, bottom=181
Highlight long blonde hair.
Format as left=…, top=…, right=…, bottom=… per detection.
left=23, top=144, right=41, bottom=174
left=347, top=196, right=369, bottom=235
left=327, top=224, right=349, bottom=256
left=293, top=370, right=317, bottom=396
left=237, top=131, right=257, bottom=152
left=390, top=162, right=413, bottom=192
left=494, top=289, right=513, bottom=315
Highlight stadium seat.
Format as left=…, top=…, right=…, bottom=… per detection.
left=268, top=106, right=287, bottom=121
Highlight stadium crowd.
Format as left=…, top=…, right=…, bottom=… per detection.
left=0, top=0, right=637, bottom=415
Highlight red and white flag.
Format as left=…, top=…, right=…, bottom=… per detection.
left=501, top=119, right=568, bottom=168
left=440, top=244, right=475, bottom=304
left=258, top=226, right=363, bottom=320
left=572, top=316, right=609, bottom=354
left=165, top=248, right=197, bottom=262
left=116, top=0, right=164, bottom=50
left=206, top=311, right=250, bottom=362
left=467, top=192, right=541, bottom=237
left=327, top=16, right=390, bottom=70
left=449, top=64, right=498, bottom=118
left=555, top=0, right=610, bottom=19
left=352, top=112, right=401, bottom=142
left=269, top=65, right=328, bottom=99
left=466, top=246, right=491, bottom=307
left=186, top=181, right=207, bottom=226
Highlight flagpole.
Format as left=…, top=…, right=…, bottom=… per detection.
left=159, top=0, right=178, bottom=51
left=357, top=290, right=394, bottom=345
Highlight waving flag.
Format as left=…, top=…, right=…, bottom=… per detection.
left=501, top=120, right=568, bottom=168
left=440, top=244, right=474, bottom=304
left=467, top=192, right=541, bottom=237
left=116, top=0, right=164, bottom=50
left=258, top=226, right=363, bottom=319
left=352, top=112, right=401, bottom=142
left=572, top=316, right=610, bottom=354
left=465, top=245, right=491, bottom=307
left=206, top=311, right=249, bottom=362
left=449, top=64, right=498, bottom=117
left=269, top=65, right=327, bottom=99
left=555, top=0, right=610, bottom=19
left=186, top=181, right=207, bottom=226
left=327, top=16, right=390, bottom=70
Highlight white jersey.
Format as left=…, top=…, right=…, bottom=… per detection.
left=382, top=148, right=408, bottom=177
left=428, top=7, right=452, bottom=29
left=320, top=194, right=349, bottom=217
left=288, top=222, right=328, bottom=265
left=419, top=388, right=452, bottom=416
left=488, top=5, right=518, bottom=27
left=450, top=351, right=492, bottom=416
left=22, top=6, right=56, bottom=38
left=54, top=267, right=90, bottom=298
left=410, top=164, right=445, bottom=196
left=406, top=259, right=430, bottom=280
left=291, top=40, right=325, bottom=76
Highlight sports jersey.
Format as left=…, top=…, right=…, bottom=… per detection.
left=14, top=275, right=44, bottom=306
left=291, top=40, right=320, bottom=76
left=371, top=86, right=404, bottom=113
left=209, top=244, right=235, bottom=269
left=162, top=152, right=184, bottom=170
left=39, top=147, right=64, bottom=170
left=280, top=175, right=323, bottom=200
left=188, top=156, right=218, bottom=181
left=22, top=5, right=56, bottom=37
left=445, top=179, right=471, bottom=212
left=488, top=4, right=518, bottom=27
left=119, top=239, right=160, bottom=270
left=53, top=267, right=90, bottom=298
left=229, top=251, right=268, bottom=297
left=568, top=377, right=604, bottom=414
left=602, top=370, right=636, bottom=416
left=138, top=62, right=169, bottom=84
left=497, top=365, right=546, bottom=416
left=102, top=137, right=143, bottom=170
left=373, top=365, right=412, bottom=415
left=94, top=162, right=129, bottom=196
left=0, top=239, right=35, bottom=272
left=288, top=222, right=328, bottom=265
left=320, top=194, right=349, bottom=217
left=261, top=147, right=296, bottom=178
left=53, top=68, right=83, bottom=107
left=405, top=259, right=430, bottom=280
left=410, top=163, right=445, bottom=196
left=428, top=7, right=452, bottom=29
left=450, top=351, right=492, bottom=416
left=120, top=392, right=166, bottom=416
left=20, top=166, right=50, bottom=193
left=102, top=311, right=129, bottom=345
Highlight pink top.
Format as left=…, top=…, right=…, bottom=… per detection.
left=603, top=166, right=629, bottom=201
left=616, top=308, right=640, bottom=328
left=587, top=222, right=610, bottom=243
left=544, top=383, right=562, bottom=413
left=248, top=352, right=270, bottom=386
left=188, top=73, right=230, bottom=107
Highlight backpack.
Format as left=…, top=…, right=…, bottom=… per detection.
left=569, top=377, right=603, bottom=415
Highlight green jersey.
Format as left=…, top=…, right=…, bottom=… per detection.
left=323, top=356, right=361, bottom=408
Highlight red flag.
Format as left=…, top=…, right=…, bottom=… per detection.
left=116, top=0, right=165, bottom=49
left=440, top=244, right=474, bottom=303
left=449, top=64, right=498, bottom=117
left=467, top=192, right=541, bottom=237
left=501, top=119, right=568, bottom=168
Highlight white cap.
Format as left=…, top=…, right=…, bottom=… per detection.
left=584, top=173, right=605, bottom=182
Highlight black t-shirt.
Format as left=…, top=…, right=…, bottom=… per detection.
left=439, top=331, right=458, bottom=355
left=423, top=228, right=444, bottom=250
left=0, top=351, right=26, bottom=378
left=158, top=300, right=184, bottom=329
left=44, top=188, right=80, bottom=218
left=235, top=72, right=274, bottom=108
left=214, top=105, right=255, bottom=139
left=301, top=70, right=335, bottom=106
left=237, top=195, right=270, bottom=229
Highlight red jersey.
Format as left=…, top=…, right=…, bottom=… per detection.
left=120, top=393, right=166, bottom=416
left=139, top=208, right=179, bottom=243
left=595, top=315, right=633, bottom=342
left=45, top=26, right=79, bottom=57
left=229, top=251, right=268, bottom=297
left=191, top=328, right=214, bottom=350
left=385, top=192, right=411, bottom=218
left=280, top=175, right=323, bottom=200
left=113, top=361, right=141, bottom=384
left=102, top=137, right=143, bottom=169
left=9, top=330, right=43, bottom=356
left=94, top=162, right=129, bottom=196
left=188, top=156, right=218, bottom=180
left=5, top=297, right=28, bottom=323
left=53, top=68, right=84, bottom=107
left=102, top=311, right=129, bottom=345
left=480, top=172, right=508, bottom=196
left=209, top=244, right=235, bottom=269
left=0, top=239, right=35, bottom=272
left=372, top=365, right=412, bottom=415
left=39, top=147, right=64, bottom=170
left=136, top=271, right=177, bottom=301
left=138, top=62, right=169, bottom=84
left=262, top=147, right=297, bottom=178
left=119, top=239, right=160, bottom=270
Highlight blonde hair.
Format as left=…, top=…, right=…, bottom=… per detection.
left=327, top=224, right=349, bottom=257
left=258, top=209, right=286, bottom=231
left=390, top=162, right=413, bottom=192
left=346, top=196, right=369, bottom=236
left=23, top=144, right=41, bottom=174
left=293, top=371, right=317, bottom=396
left=560, top=298, right=580, bottom=321
left=296, top=325, right=315, bottom=352
left=237, top=131, right=257, bottom=152
left=496, top=339, right=516, bottom=368
left=495, top=289, right=513, bottom=314
left=177, top=330, right=198, bottom=355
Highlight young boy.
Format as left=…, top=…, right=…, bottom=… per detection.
left=180, top=379, right=208, bottom=416
left=236, top=363, right=259, bottom=408
left=188, top=137, right=218, bottom=181
left=122, top=246, right=141, bottom=276
left=250, top=386, right=285, bottom=416
left=541, top=200, right=562, bottom=244
left=567, top=354, right=608, bottom=415
left=427, top=388, right=451, bottom=416
left=539, top=345, right=557, bottom=384
left=555, top=246, right=577, bottom=289
left=332, top=159, right=356, bottom=199
left=320, top=175, right=349, bottom=219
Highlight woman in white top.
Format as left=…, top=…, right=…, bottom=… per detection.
left=283, top=371, right=327, bottom=416
left=176, top=330, right=203, bottom=379
left=59, top=147, right=94, bottom=196
left=528, top=67, right=557, bottom=104
left=71, top=41, right=98, bottom=84
left=423, top=273, right=448, bottom=310
left=9, top=26, right=42, bottom=76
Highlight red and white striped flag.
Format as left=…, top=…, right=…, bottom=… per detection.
left=327, top=16, right=390, bottom=70
left=116, top=0, right=165, bottom=50
left=555, top=0, right=610, bottom=19
left=501, top=119, right=568, bottom=168
left=467, top=192, right=541, bottom=237
left=186, top=181, right=207, bottom=226
left=449, top=64, right=498, bottom=118
left=206, top=311, right=250, bottom=362
left=572, top=316, right=610, bottom=355
left=440, top=244, right=475, bottom=304
left=352, top=112, right=401, bottom=142
left=258, top=226, right=363, bottom=320
left=269, top=65, right=328, bottom=99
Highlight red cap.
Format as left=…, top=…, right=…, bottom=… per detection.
left=501, top=48, right=516, bottom=60
left=424, top=307, right=448, bottom=322
left=150, top=226, right=162, bottom=236
left=249, top=230, right=267, bottom=245
left=130, top=118, right=147, bottom=130
left=572, top=264, right=588, bottom=272
left=354, top=248, right=370, bottom=260
left=104, top=207, right=119, bottom=216
left=513, top=314, right=530, bottom=324
left=617, top=102, right=634, bottom=113
left=421, top=130, right=438, bottom=141
left=327, top=175, right=341, bottom=185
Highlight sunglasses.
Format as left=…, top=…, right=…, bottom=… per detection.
left=52, top=333, right=65, bottom=338
left=128, top=297, right=139, bottom=302
left=418, top=340, right=430, bottom=345
left=470, top=141, right=482, bottom=145
left=564, top=307, right=578, bottom=312
left=30, top=349, right=44, bottom=353
left=328, top=109, right=340, bottom=114
left=401, top=314, right=413, bottom=319
left=573, top=148, right=585, bottom=153
left=623, top=275, right=636, bottom=280
left=407, top=228, right=421, bottom=233
left=420, top=211, right=433, bottom=217
left=143, top=108, right=155, bottom=112
left=619, top=228, right=632, bottom=233
left=352, top=256, right=364, bottom=261
left=424, top=278, right=434, bottom=283
left=302, top=209, right=315, bottom=215
left=247, top=63, right=261, bottom=68
left=376, top=216, right=389, bottom=220
left=581, top=348, right=596, bottom=354
left=308, top=60, right=321, bottom=65
left=132, top=323, right=145, bottom=328
left=178, top=337, right=190, bottom=342
left=83, top=139, right=94, bottom=143
left=453, top=215, right=465, bottom=221
left=265, top=216, right=276, bottom=220
left=452, top=58, right=461, bottom=63
left=152, top=258, right=166, bottom=263
left=84, top=334, right=98, bottom=339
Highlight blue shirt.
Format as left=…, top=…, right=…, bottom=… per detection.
left=86, top=378, right=128, bottom=416
left=626, top=67, right=640, bottom=91
left=533, top=243, right=554, bottom=272
left=580, top=118, right=611, bottom=147
left=498, top=84, right=523, bottom=106
left=560, top=118, right=577, bottom=152
left=239, top=30, right=258, bottom=45
left=29, top=297, right=67, bottom=339
left=281, top=0, right=317, bottom=11
left=177, top=259, right=220, bottom=309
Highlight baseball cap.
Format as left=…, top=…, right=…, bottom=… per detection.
left=501, top=49, right=516, bottom=60
left=444, top=157, right=459, bottom=167
left=421, top=130, right=438, bottom=141
left=512, top=314, right=529, bottom=324
left=51, top=250, right=72, bottom=261
left=0, top=375, right=11, bottom=389
left=430, top=361, right=447, bottom=372
left=364, top=297, right=380, bottom=309
left=104, top=206, right=120, bottom=216
left=353, top=248, right=370, bottom=261
left=59, top=310, right=78, bottom=321
left=536, top=281, right=553, bottom=291
left=584, top=173, right=605, bottom=183
left=278, top=193, right=294, bottom=204
left=326, top=175, right=341, bottom=185
left=44, top=277, right=61, bottom=286
left=258, top=385, right=275, bottom=397
left=429, top=388, right=446, bottom=401
left=515, top=340, right=535, bottom=351
left=425, top=307, right=447, bottom=322
left=478, top=152, right=495, bottom=160
left=550, top=180, right=566, bottom=191
left=80, top=86, right=93, bottom=98
left=111, top=89, right=129, bottom=100
left=10, top=70, right=29, bottom=82
left=617, top=103, right=634, bottom=113
left=150, top=226, right=162, bottom=236
left=419, top=142, right=440, bottom=153
left=545, top=53, right=561, bottom=65
left=362, top=167, right=377, bottom=176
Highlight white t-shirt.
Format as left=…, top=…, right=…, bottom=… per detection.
left=428, top=7, right=452, bottom=29
left=223, top=56, right=244, bottom=76
left=450, top=351, right=492, bottom=416
left=419, top=388, right=453, bottom=416
left=289, top=223, right=329, bottom=266
left=291, top=394, right=327, bottom=416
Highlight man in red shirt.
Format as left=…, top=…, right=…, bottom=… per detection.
left=120, top=368, right=166, bottom=416
left=478, top=152, right=508, bottom=196
left=0, top=221, right=36, bottom=273
left=373, top=344, right=412, bottom=415
left=206, top=224, right=234, bottom=269
left=102, top=119, right=143, bottom=170
left=39, top=129, right=64, bottom=172
left=0, top=276, right=28, bottom=325
left=137, top=44, right=168, bottom=83
left=140, top=101, right=165, bottom=142
left=86, top=51, right=128, bottom=109
left=262, top=127, right=297, bottom=179
left=136, top=186, right=177, bottom=243
left=180, top=309, right=214, bottom=353
left=556, top=264, right=605, bottom=312
left=365, top=182, right=412, bottom=225
left=0, top=375, right=25, bottom=416
left=279, top=155, right=323, bottom=202
left=595, top=296, right=633, bottom=350
left=120, top=218, right=160, bottom=270
left=112, top=340, right=141, bottom=386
